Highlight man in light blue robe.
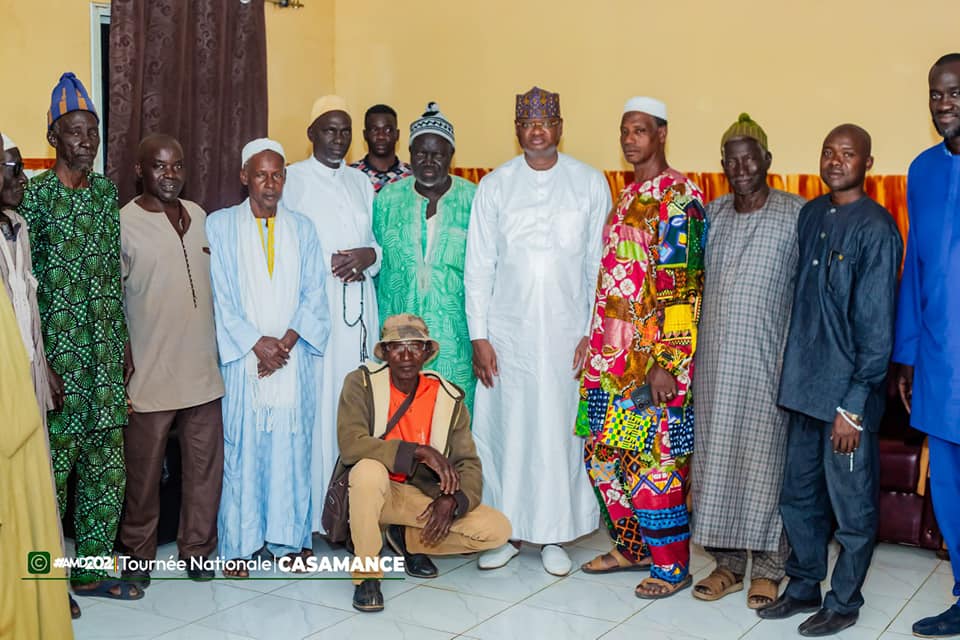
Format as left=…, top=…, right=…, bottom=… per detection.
left=207, top=138, right=330, bottom=571
left=894, top=53, right=960, bottom=638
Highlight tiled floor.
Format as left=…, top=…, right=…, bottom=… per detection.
left=70, top=531, right=953, bottom=640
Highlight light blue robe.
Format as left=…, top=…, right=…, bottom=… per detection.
left=207, top=202, right=330, bottom=560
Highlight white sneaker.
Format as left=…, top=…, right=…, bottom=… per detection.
left=478, top=543, right=519, bottom=570
left=541, top=544, right=572, bottom=576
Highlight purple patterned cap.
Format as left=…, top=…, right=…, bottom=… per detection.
left=515, top=86, right=561, bottom=119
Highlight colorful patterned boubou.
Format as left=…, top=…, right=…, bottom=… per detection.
left=576, top=169, right=706, bottom=465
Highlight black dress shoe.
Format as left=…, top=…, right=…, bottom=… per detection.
left=185, top=557, right=215, bottom=582
left=385, top=524, right=439, bottom=578
left=353, top=579, right=384, bottom=612
left=121, top=567, right=151, bottom=589
left=798, top=607, right=858, bottom=636
left=757, top=593, right=822, bottom=619
left=913, top=604, right=960, bottom=637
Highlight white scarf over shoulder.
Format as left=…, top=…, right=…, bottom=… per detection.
left=237, top=200, right=301, bottom=433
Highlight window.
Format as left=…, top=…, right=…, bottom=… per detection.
left=89, top=3, right=110, bottom=174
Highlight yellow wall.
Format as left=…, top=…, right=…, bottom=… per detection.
left=265, top=1, right=334, bottom=162
left=3, top=0, right=957, bottom=173
left=0, top=0, right=335, bottom=163
left=1, top=0, right=96, bottom=159
left=334, top=0, right=959, bottom=174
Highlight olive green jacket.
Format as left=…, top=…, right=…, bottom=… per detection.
left=335, top=361, right=481, bottom=516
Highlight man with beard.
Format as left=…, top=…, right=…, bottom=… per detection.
left=894, top=52, right=960, bottom=639
left=350, top=104, right=412, bottom=192
left=284, top=96, right=380, bottom=531
left=764, top=124, right=902, bottom=636
left=19, top=72, right=140, bottom=603
left=373, top=103, right=477, bottom=409
left=117, top=134, right=225, bottom=587
left=690, top=114, right=802, bottom=609
left=208, top=139, right=330, bottom=576
left=578, top=97, right=706, bottom=598
left=465, top=86, right=609, bottom=575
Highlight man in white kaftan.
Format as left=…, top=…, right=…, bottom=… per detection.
left=283, top=96, right=381, bottom=531
left=209, top=139, right=330, bottom=566
left=465, top=87, right=609, bottom=575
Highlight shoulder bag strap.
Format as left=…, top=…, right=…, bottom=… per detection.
left=381, top=374, right=420, bottom=440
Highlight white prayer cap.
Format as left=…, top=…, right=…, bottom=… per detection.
left=623, top=97, right=668, bottom=122
left=2, top=133, right=17, bottom=151
left=241, top=138, right=285, bottom=168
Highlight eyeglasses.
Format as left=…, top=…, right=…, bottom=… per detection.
left=516, top=119, right=561, bottom=130
left=1, top=161, right=23, bottom=177
left=383, top=340, right=429, bottom=356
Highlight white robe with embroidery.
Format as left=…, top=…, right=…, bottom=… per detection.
left=464, top=153, right=610, bottom=543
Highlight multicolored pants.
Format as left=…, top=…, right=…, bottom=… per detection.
left=49, top=427, right=126, bottom=582
left=584, top=437, right=690, bottom=584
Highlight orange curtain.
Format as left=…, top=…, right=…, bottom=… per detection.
left=451, top=168, right=909, bottom=244
left=20, top=161, right=910, bottom=245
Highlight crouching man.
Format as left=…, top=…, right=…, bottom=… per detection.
left=336, top=314, right=511, bottom=612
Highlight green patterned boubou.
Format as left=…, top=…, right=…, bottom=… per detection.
left=20, top=169, right=128, bottom=581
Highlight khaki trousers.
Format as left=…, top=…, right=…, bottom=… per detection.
left=119, top=399, right=223, bottom=561
left=348, top=458, right=511, bottom=583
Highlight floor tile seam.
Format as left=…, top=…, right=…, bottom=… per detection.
left=183, top=591, right=349, bottom=637
left=91, top=598, right=193, bottom=626
left=266, top=578, right=423, bottom=610
left=455, top=598, right=528, bottom=637
left=873, top=597, right=911, bottom=635
left=376, top=584, right=514, bottom=635
left=517, top=597, right=626, bottom=624
left=416, top=581, right=533, bottom=604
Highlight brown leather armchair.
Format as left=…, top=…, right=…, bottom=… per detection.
left=877, top=383, right=942, bottom=550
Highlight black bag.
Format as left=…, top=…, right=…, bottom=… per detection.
left=321, top=374, right=419, bottom=544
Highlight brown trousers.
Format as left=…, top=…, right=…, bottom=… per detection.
left=119, top=398, right=223, bottom=561
left=348, top=458, right=511, bottom=583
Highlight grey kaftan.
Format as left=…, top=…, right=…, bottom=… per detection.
left=691, top=189, right=804, bottom=551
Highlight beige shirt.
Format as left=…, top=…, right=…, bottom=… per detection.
left=121, top=198, right=224, bottom=412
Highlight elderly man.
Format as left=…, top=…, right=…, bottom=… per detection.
left=690, top=114, right=803, bottom=608
left=895, top=53, right=960, bottom=639
left=208, top=139, right=330, bottom=576
left=1, top=133, right=53, bottom=420
left=577, top=97, right=706, bottom=599
left=19, top=72, right=139, bottom=602
left=0, top=124, right=73, bottom=638
left=337, top=314, right=511, bottom=611
left=465, top=86, right=609, bottom=575
left=118, top=134, right=225, bottom=586
left=373, top=103, right=477, bottom=409
left=763, top=125, right=902, bottom=636
left=350, top=104, right=412, bottom=192
left=285, top=96, right=381, bottom=531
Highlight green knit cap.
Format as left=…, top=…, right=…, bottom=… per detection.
left=721, top=112, right=768, bottom=152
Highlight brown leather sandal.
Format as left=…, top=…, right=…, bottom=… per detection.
left=581, top=549, right=652, bottom=574
left=747, top=577, right=780, bottom=609
left=634, top=575, right=693, bottom=599
left=223, top=559, right=250, bottom=579
left=692, top=567, right=744, bottom=601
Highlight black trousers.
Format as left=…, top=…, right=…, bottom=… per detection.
left=779, top=411, right=879, bottom=615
